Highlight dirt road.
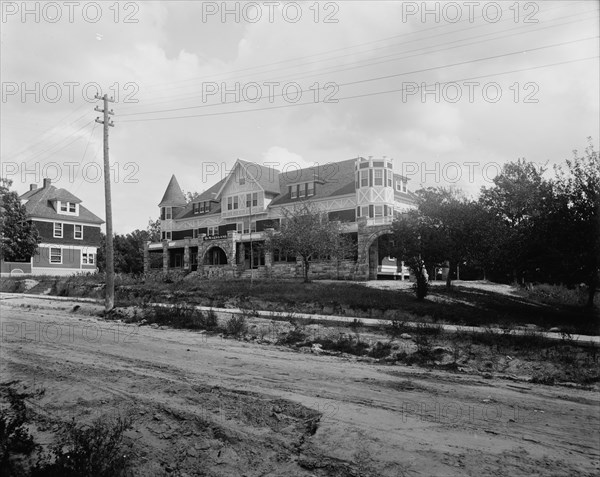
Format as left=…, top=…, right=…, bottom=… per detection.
left=1, top=296, right=599, bottom=476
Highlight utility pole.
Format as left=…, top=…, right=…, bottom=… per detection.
left=95, top=94, right=115, bottom=312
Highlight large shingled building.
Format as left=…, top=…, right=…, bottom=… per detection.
left=145, top=156, right=416, bottom=280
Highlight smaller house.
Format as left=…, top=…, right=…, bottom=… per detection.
left=1, top=178, right=104, bottom=276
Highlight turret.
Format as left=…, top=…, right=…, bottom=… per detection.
left=355, top=156, right=395, bottom=221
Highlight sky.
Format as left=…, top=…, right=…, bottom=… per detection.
left=1, top=0, right=598, bottom=233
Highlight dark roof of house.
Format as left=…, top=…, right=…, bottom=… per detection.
left=237, top=159, right=281, bottom=195
left=175, top=179, right=225, bottom=220
left=271, top=158, right=357, bottom=206
left=159, top=175, right=187, bottom=207
left=168, top=157, right=417, bottom=221
left=20, top=186, right=104, bottom=225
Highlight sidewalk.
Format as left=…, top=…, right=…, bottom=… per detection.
left=2, top=292, right=598, bottom=345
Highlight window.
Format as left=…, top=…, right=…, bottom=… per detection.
left=375, top=205, right=384, bottom=217
left=165, top=231, right=172, bottom=240
left=299, top=183, right=306, bottom=198
left=60, top=202, right=67, bottom=212
left=239, top=176, right=245, bottom=185
left=50, top=248, right=61, bottom=264
left=74, top=224, right=83, bottom=239
left=82, top=253, right=95, bottom=265
left=237, top=222, right=243, bottom=233
left=246, top=193, right=252, bottom=208
left=165, top=207, right=172, bottom=219
left=227, top=197, right=232, bottom=211
left=290, top=186, right=297, bottom=199
left=53, top=222, right=63, bottom=238
left=402, top=181, right=407, bottom=193
left=252, top=192, right=258, bottom=207
left=193, top=203, right=199, bottom=214
left=193, top=229, right=198, bottom=239
left=387, top=172, right=392, bottom=187
left=361, top=206, right=369, bottom=217
left=374, top=170, right=383, bottom=186
left=396, top=181, right=402, bottom=192
left=360, top=171, right=368, bottom=187
left=69, top=203, right=76, bottom=213
left=233, top=196, right=238, bottom=210
left=307, top=182, right=314, bottom=196
left=243, top=220, right=257, bottom=233
left=207, top=226, right=218, bottom=236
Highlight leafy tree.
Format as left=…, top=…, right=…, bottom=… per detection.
left=147, top=218, right=161, bottom=242
left=479, top=159, right=554, bottom=284
left=269, top=202, right=350, bottom=283
left=0, top=178, right=40, bottom=262
left=551, top=139, right=599, bottom=307
left=389, top=210, right=432, bottom=300
left=183, top=190, right=201, bottom=203
left=97, top=224, right=157, bottom=275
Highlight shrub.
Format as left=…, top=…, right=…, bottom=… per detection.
left=277, top=324, right=307, bottom=345
left=32, top=416, right=132, bottom=477
left=203, top=308, right=219, bottom=331
left=0, top=390, right=37, bottom=472
left=368, top=341, right=392, bottom=359
left=225, top=314, right=248, bottom=337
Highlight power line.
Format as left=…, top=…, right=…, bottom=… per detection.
left=138, top=1, right=593, bottom=95
left=119, top=56, right=597, bottom=123
left=119, top=37, right=597, bottom=118
left=119, top=10, right=597, bottom=113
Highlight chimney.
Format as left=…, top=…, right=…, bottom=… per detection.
left=30, top=184, right=38, bottom=191
left=43, top=178, right=51, bottom=188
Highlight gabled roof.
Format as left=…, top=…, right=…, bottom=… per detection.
left=238, top=159, right=280, bottom=195
left=159, top=175, right=187, bottom=207
left=215, top=159, right=281, bottom=199
left=20, top=186, right=104, bottom=225
left=175, top=179, right=225, bottom=220
left=271, top=158, right=357, bottom=206
left=47, top=188, right=82, bottom=203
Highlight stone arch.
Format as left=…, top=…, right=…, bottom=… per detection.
left=202, top=245, right=228, bottom=265
left=360, top=228, right=393, bottom=258
left=358, top=227, right=400, bottom=280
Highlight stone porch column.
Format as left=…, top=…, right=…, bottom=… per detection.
left=356, top=217, right=369, bottom=280
left=162, top=240, right=169, bottom=273
left=143, top=241, right=150, bottom=274
left=183, top=238, right=191, bottom=271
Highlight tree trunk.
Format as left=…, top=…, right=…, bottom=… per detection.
left=446, top=261, right=454, bottom=289
left=303, top=259, right=310, bottom=283
left=587, top=273, right=598, bottom=308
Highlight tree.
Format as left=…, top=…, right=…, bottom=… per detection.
left=479, top=159, right=554, bottom=284
left=147, top=218, right=161, bottom=242
left=416, top=187, right=493, bottom=287
left=551, top=139, right=599, bottom=308
left=0, top=178, right=40, bottom=262
left=389, top=210, right=432, bottom=300
left=97, top=225, right=157, bottom=275
left=269, top=202, right=350, bottom=283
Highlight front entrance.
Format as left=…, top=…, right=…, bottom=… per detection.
left=241, top=242, right=265, bottom=269
left=204, top=246, right=228, bottom=265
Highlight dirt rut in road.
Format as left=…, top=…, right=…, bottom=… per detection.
left=1, top=298, right=599, bottom=476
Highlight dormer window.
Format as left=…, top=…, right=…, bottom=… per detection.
left=289, top=182, right=315, bottom=199
left=58, top=201, right=78, bottom=215
left=402, top=181, right=407, bottom=193
left=193, top=203, right=199, bottom=214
